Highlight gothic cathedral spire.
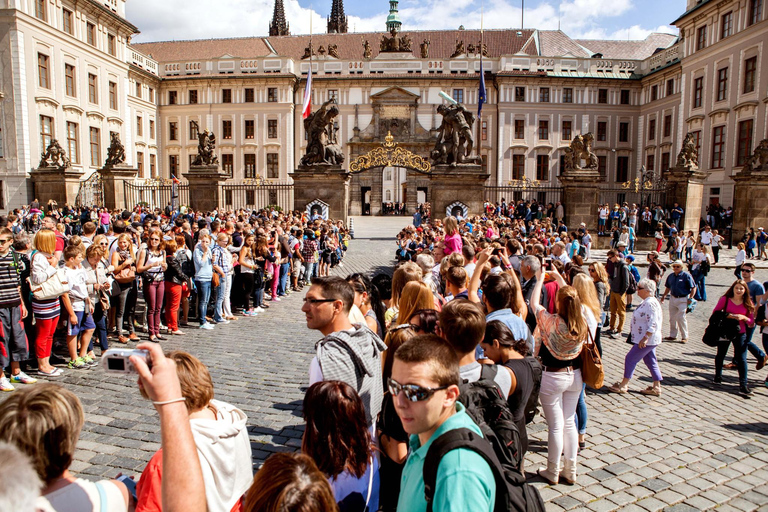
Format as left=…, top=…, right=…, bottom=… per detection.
left=327, top=0, right=348, bottom=33
left=269, top=0, right=290, bottom=36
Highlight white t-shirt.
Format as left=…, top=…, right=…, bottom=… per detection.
left=37, top=478, right=126, bottom=512
left=65, top=266, right=89, bottom=311
left=460, top=361, right=512, bottom=399
left=700, top=231, right=713, bottom=244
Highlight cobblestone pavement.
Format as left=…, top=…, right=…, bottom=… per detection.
left=3, top=216, right=768, bottom=512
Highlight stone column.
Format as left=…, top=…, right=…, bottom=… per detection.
left=558, top=168, right=601, bottom=231
left=666, top=165, right=707, bottom=233
left=31, top=166, right=83, bottom=207
left=184, top=165, right=228, bottom=213
left=291, top=165, right=351, bottom=223
left=428, top=164, right=489, bottom=217
left=733, top=171, right=768, bottom=239
left=100, top=165, right=138, bottom=210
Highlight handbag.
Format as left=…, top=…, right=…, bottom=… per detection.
left=28, top=268, right=69, bottom=301
left=580, top=327, right=604, bottom=390
left=702, top=298, right=740, bottom=347
left=212, top=271, right=220, bottom=287
left=115, top=264, right=135, bottom=284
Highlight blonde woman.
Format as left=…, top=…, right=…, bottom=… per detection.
left=385, top=262, right=422, bottom=326
left=572, top=273, right=602, bottom=449
left=443, top=216, right=462, bottom=255
left=30, top=230, right=63, bottom=376
left=110, top=233, right=138, bottom=343
left=397, top=281, right=436, bottom=327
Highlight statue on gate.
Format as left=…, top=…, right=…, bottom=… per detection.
left=38, top=139, right=70, bottom=168
left=104, top=132, right=126, bottom=167
left=191, top=122, right=219, bottom=166
left=742, top=139, right=768, bottom=173
left=675, top=132, right=699, bottom=170
left=562, top=132, right=599, bottom=172
left=431, top=102, right=480, bottom=166
left=300, top=98, right=345, bottom=167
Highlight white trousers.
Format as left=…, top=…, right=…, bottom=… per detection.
left=220, top=273, right=233, bottom=318
left=540, top=368, right=583, bottom=470
left=668, top=296, right=688, bottom=339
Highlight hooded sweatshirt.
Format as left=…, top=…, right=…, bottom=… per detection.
left=135, top=399, right=252, bottom=512
left=309, top=324, right=387, bottom=426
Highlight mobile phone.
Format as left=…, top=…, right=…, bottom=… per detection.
left=543, top=257, right=552, bottom=270
left=102, top=349, right=150, bottom=374
left=116, top=475, right=138, bottom=500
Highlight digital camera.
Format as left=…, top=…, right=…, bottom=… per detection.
left=101, top=348, right=150, bottom=374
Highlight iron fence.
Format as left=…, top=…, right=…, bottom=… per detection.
left=219, top=183, right=294, bottom=211
left=598, top=185, right=669, bottom=210
left=124, top=181, right=189, bottom=210
left=75, top=172, right=104, bottom=208
left=484, top=184, right=564, bottom=206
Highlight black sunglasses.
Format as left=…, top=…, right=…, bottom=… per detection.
left=302, top=298, right=337, bottom=305
left=388, top=377, right=448, bottom=402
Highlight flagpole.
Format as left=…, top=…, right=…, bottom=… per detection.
left=477, top=0, right=484, bottom=159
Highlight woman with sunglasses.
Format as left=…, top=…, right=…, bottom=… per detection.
left=608, top=278, right=664, bottom=396
left=137, top=229, right=167, bottom=342
left=712, top=279, right=755, bottom=397
left=110, top=233, right=139, bottom=343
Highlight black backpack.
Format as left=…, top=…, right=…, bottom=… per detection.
left=522, top=357, right=542, bottom=424
left=423, top=365, right=545, bottom=512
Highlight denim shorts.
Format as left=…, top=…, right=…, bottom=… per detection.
left=67, top=309, right=96, bottom=336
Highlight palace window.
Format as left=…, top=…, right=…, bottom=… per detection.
left=62, top=9, right=73, bottom=34
left=38, top=53, right=50, bottom=89
left=650, top=85, right=658, bottom=101
left=268, top=88, right=278, bottom=102
left=716, top=67, right=728, bottom=101
left=749, top=0, right=762, bottom=25
left=693, top=77, right=703, bottom=108
left=89, top=127, right=100, bottom=166
left=512, top=155, right=524, bottom=180
left=149, top=88, right=154, bottom=103
left=136, top=151, right=144, bottom=174
left=222, top=154, right=233, bottom=178
left=696, top=26, right=707, bottom=51
left=169, top=122, right=178, bottom=141
left=222, top=89, right=232, bottom=103
left=222, top=120, right=232, bottom=139
left=711, top=125, right=725, bottom=168
left=598, top=89, right=608, bottom=104
left=268, top=119, right=277, bottom=139
left=189, top=90, right=198, bottom=104
left=168, top=91, right=178, bottom=105
left=663, top=115, right=672, bottom=138
left=245, top=120, right=255, bottom=139
left=244, top=153, right=256, bottom=178
left=452, top=89, right=464, bottom=103
left=135, top=81, right=142, bottom=98
left=620, top=90, right=630, bottom=105
left=616, top=156, right=629, bottom=182
left=65, top=64, right=76, bottom=97
left=514, top=120, right=524, bottom=139
left=149, top=120, right=155, bottom=139
left=481, top=121, right=487, bottom=141
left=136, top=116, right=142, bottom=137
left=619, top=122, right=629, bottom=143
left=744, top=57, right=757, bottom=93
left=169, top=155, right=178, bottom=175
left=245, top=88, right=254, bottom=102
left=189, top=121, right=198, bottom=140
left=515, top=87, right=525, bottom=102
left=562, top=120, right=572, bottom=141
left=66, top=122, right=79, bottom=164
left=35, top=0, right=46, bottom=21
left=539, top=87, right=550, bottom=102
left=666, top=79, right=674, bottom=96
left=149, top=154, right=156, bottom=175
left=598, top=155, right=607, bottom=178
left=597, top=122, right=607, bottom=142
left=109, top=81, right=117, bottom=109
left=538, top=120, right=548, bottom=140
left=328, top=89, right=338, bottom=101
left=721, top=11, right=733, bottom=39
left=87, top=22, right=95, bottom=46
left=108, top=34, right=116, bottom=56
left=646, top=154, right=655, bottom=171
left=648, top=119, right=656, bottom=141
left=661, top=152, right=670, bottom=172
left=562, top=88, right=573, bottom=103
left=536, top=155, right=549, bottom=181
left=88, top=74, right=98, bottom=104
left=267, top=153, right=279, bottom=178
left=40, top=115, right=54, bottom=151
left=737, top=120, right=754, bottom=167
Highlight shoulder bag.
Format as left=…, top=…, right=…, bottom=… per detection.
left=28, top=267, right=69, bottom=301
left=580, top=327, right=604, bottom=390
left=702, top=298, right=740, bottom=347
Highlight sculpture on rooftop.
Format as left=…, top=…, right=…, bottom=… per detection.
left=300, top=98, right=345, bottom=167
left=38, top=139, right=70, bottom=168
left=328, top=44, right=339, bottom=58
left=191, top=122, right=219, bottom=166
left=380, top=27, right=412, bottom=52
left=362, top=39, right=372, bottom=58
left=302, top=42, right=315, bottom=59
left=431, top=103, right=479, bottom=166
left=563, top=133, right=599, bottom=173
left=420, top=39, right=430, bottom=58
left=103, top=132, right=126, bottom=168
left=743, top=139, right=768, bottom=173
left=451, top=39, right=465, bottom=58
left=675, top=132, right=699, bottom=170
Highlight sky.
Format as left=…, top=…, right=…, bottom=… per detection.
left=127, top=0, right=683, bottom=43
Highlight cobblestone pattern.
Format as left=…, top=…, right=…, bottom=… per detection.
left=2, top=216, right=768, bottom=512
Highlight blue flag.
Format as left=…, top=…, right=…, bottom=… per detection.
left=478, top=58, right=486, bottom=116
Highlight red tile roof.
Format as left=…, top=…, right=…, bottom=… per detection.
left=574, top=33, right=677, bottom=60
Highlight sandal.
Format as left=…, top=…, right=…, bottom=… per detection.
left=607, top=382, right=628, bottom=394
left=128, top=333, right=139, bottom=341
left=640, top=386, right=660, bottom=396
left=171, top=330, right=184, bottom=335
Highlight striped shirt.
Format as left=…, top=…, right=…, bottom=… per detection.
left=30, top=252, right=61, bottom=320
left=0, top=251, right=22, bottom=308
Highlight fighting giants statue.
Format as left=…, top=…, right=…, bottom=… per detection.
left=38, top=139, right=70, bottom=168
left=380, top=27, right=412, bottom=52
left=743, top=139, right=768, bottom=173
left=431, top=103, right=480, bottom=166
left=103, top=132, right=126, bottom=167
left=562, top=133, right=599, bottom=172
left=300, top=99, right=345, bottom=167
left=675, top=132, right=699, bottom=170
left=191, top=122, right=219, bottom=166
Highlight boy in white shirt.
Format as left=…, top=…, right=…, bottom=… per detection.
left=61, top=244, right=96, bottom=370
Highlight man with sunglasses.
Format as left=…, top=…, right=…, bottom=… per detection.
left=304, top=276, right=386, bottom=427
left=392, top=334, right=495, bottom=512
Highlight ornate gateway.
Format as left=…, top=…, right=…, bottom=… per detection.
left=349, top=131, right=431, bottom=173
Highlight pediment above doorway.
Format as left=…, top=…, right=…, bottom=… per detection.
left=370, top=86, right=421, bottom=105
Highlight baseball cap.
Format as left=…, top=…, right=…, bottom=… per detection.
left=672, top=260, right=684, bottom=267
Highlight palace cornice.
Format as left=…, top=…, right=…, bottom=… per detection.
left=686, top=114, right=705, bottom=123
left=510, top=143, right=528, bottom=150
left=107, top=116, right=123, bottom=124
left=263, top=142, right=281, bottom=148
left=86, top=110, right=106, bottom=120
left=533, top=143, right=553, bottom=150
left=734, top=100, right=759, bottom=112
left=35, top=96, right=60, bottom=108
left=81, top=0, right=140, bottom=34
left=62, top=104, right=85, bottom=115
left=708, top=107, right=730, bottom=117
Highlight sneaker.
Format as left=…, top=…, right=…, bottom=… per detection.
left=199, top=323, right=215, bottom=330
left=215, top=319, right=230, bottom=325
left=37, top=368, right=63, bottom=377
left=0, top=376, right=15, bottom=392
left=255, top=306, right=265, bottom=313
left=739, top=386, right=754, bottom=397
left=271, top=297, right=281, bottom=302
left=82, top=355, right=98, bottom=367
left=245, top=310, right=258, bottom=316
left=757, top=355, right=768, bottom=371
left=67, top=358, right=87, bottom=370
left=712, top=377, right=723, bottom=384
left=10, top=371, right=38, bottom=384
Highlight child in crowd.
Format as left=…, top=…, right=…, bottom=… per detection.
left=61, top=243, right=96, bottom=370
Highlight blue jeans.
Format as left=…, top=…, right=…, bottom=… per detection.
left=716, top=332, right=748, bottom=388
left=252, top=282, right=264, bottom=307
left=628, top=238, right=635, bottom=253
left=693, top=270, right=706, bottom=301
left=303, top=262, right=316, bottom=284
left=745, top=326, right=766, bottom=360
left=575, top=382, right=587, bottom=435
left=195, top=279, right=212, bottom=325
left=213, top=280, right=225, bottom=322
left=278, top=262, right=290, bottom=295
left=91, top=302, right=109, bottom=351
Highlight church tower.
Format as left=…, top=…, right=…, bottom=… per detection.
left=327, top=0, right=348, bottom=33
left=269, top=0, right=290, bottom=36
left=386, top=0, right=401, bottom=32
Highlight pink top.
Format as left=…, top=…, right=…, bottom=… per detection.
left=100, top=212, right=111, bottom=224
left=714, top=296, right=754, bottom=333
left=443, top=232, right=463, bottom=255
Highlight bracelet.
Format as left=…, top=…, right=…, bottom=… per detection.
left=152, top=397, right=186, bottom=406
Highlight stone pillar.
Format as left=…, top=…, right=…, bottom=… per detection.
left=31, top=166, right=83, bottom=207
left=100, top=165, right=138, bottom=210
left=666, top=165, right=707, bottom=233
left=733, top=171, right=768, bottom=239
left=292, top=166, right=351, bottom=223
left=558, top=169, right=601, bottom=231
left=428, top=164, right=489, bottom=217
left=184, top=165, right=228, bottom=213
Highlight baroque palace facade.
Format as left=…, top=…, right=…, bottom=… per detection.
left=0, top=0, right=766, bottom=215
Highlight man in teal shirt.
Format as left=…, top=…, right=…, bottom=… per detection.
left=391, top=334, right=495, bottom=512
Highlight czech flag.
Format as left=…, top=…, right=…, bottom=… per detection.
left=478, top=58, right=486, bottom=116
left=302, top=68, right=312, bottom=119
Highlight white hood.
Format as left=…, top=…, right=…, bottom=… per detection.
left=190, top=399, right=253, bottom=512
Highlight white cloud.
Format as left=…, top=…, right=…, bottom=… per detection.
left=127, top=0, right=674, bottom=43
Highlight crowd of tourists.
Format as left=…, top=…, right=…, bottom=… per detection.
left=2, top=197, right=768, bottom=512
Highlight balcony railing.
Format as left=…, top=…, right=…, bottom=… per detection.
left=129, top=49, right=159, bottom=76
